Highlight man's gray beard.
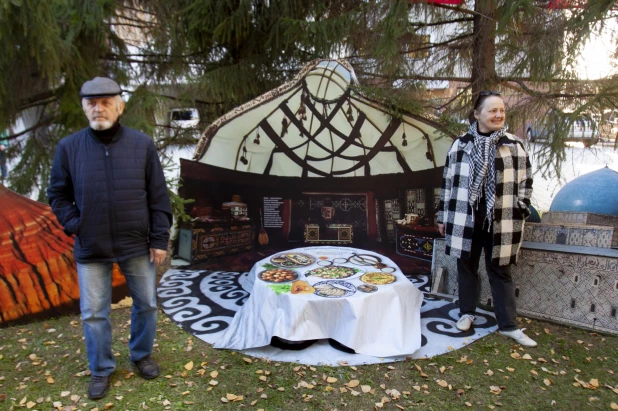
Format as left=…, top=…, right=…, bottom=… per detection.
left=89, top=119, right=113, bottom=130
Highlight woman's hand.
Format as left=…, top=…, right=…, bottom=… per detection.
left=437, top=223, right=445, bottom=236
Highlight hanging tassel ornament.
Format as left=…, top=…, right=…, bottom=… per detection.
left=240, top=146, right=248, bottom=165
left=402, top=131, right=408, bottom=147
left=281, top=118, right=289, bottom=137
left=253, top=130, right=261, bottom=145
left=298, top=100, right=307, bottom=122
left=346, top=103, right=354, bottom=122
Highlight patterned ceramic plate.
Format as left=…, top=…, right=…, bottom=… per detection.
left=360, top=272, right=397, bottom=285
left=270, top=252, right=316, bottom=268
left=313, top=281, right=356, bottom=298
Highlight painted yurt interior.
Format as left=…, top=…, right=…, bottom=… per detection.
left=177, top=59, right=454, bottom=262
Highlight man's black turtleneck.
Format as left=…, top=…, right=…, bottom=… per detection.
left=91, top=121, right=121, bottom=145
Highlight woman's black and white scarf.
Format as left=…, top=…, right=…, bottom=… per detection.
left=468, top=122, right=507, bottom=226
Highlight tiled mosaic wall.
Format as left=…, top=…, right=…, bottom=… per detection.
left=542, top=212, right=618, bottom=248
left=432, top=239, right=618, bottom=335
left=524, top=223, right=614, bottom=248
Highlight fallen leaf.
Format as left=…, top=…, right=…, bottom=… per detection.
left=210, top=370, right=218, bottom=378
left=485, top=370, right=494, bottom=376
left=327, top=377, right=337, bottom=383
left=490, top=386, right=502, bottom=394
left=259, top=376, right=267, bottom=382
left=243, top=358, right=252, bottom=364
left=522, top=354, right=532, bottom=360
left=60, top=391, right=70, bottom=397
left=209, top=380, right=218, bottom=386
left=465, top=402, right=472, bottom=407
left=589, top=379, right=599, bottom=388
left=46, top=377, right=55, bottom=384
left=544, top=379, right=552, bottom=386
left=437, top=380, right=448, bottom=388
left=506, top=367, right=515, bottom=372
left=361, top=385, right=372, bottom=393
left=610, top=402, right=618, bottom=410
left=184, top=361, right=194, bottom=371
left=220, top=397, right=229, bottom=403
left=347, top=380, right=360, bottom=388
left=350, top=390, right=360, bottom=396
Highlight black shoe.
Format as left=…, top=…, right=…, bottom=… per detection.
left=133, top=355, right=160, bottom=379
left=88, top=375, right=110, bottom=400
left=328, top=338, right=356, bottom=354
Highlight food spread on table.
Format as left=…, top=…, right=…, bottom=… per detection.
left=312, top=281, right=356, bottom=298
left=270, top=252, right=316, bottom=267
left=360, top=272, right=397, bottom=285
left=304, top=265, right=361, bottom=279
left=259, top=269, right=298, bottom=283
left=261, top=250, right=400, bottom=297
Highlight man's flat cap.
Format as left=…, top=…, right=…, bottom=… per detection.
left=80, top=77, right=122, bottom=98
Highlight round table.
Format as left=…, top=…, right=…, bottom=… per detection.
left=213, top=246, right=424, bottom=357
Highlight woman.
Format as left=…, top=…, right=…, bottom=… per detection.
left=436, top=91, right=536, bottom=347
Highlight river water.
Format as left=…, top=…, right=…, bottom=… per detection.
left=527, top=142, right=618, bottom=213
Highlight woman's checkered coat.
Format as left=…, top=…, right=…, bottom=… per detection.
left=437, top=132, right=533, bottom=266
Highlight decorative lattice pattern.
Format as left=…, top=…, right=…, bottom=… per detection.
left=432, top=239, right=618, bottom=335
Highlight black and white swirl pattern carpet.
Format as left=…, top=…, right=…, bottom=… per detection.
left=158, top=270, right=498, bottom=365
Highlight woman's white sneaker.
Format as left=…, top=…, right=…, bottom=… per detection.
left=499, top=328, right=537, bottom=347
left=456, top=314, right=476, bottom=331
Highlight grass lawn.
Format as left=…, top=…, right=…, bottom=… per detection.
left=0, top=302, right=616, bottom=411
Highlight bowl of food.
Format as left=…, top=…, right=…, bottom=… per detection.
left=304, top=265, right=362, bottom=280
left=258, top=269, right=299, bottom=283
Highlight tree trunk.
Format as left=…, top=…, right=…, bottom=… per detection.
left=471, top=0, right=498, bottom=96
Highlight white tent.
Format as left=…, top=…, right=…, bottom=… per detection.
left=194, top=59, right=453, bottom=178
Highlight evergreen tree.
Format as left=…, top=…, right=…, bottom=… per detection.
left=1, top=0, right=616, bottom=201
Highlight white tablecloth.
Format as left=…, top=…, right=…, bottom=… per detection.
left=213, top=246, right=423, bottom=357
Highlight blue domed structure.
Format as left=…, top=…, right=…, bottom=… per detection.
left=550, top=167, right=618, bottom=216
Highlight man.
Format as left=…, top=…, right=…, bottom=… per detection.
left=47, top=77, right=173, bottom=399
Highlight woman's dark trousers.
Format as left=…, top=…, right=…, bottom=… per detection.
left=456, top=221, right=517, bottom=331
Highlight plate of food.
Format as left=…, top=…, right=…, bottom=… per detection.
left=357, top=284, right=378, bottom=293
left=258, top=268, right=299, bottom=283
left=360, top=272, right=397, bottom=285
left=313, top=281, right=356, bottom=298
left=304, top=265, right=362, bottom=280
left=290, top=280, right=315, bottom=295
left=270, top=252, right=316, bottom=268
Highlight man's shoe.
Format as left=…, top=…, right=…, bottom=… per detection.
left=88, top=375, right=110, bottom=400
left=134, top=355, right=160, bottom=379
left=456, top=314, right=475, bottom=331
left=499, top=328, right=538, bottom=347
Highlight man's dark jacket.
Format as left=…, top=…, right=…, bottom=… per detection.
left=47, top=126, right=173, bottom=263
